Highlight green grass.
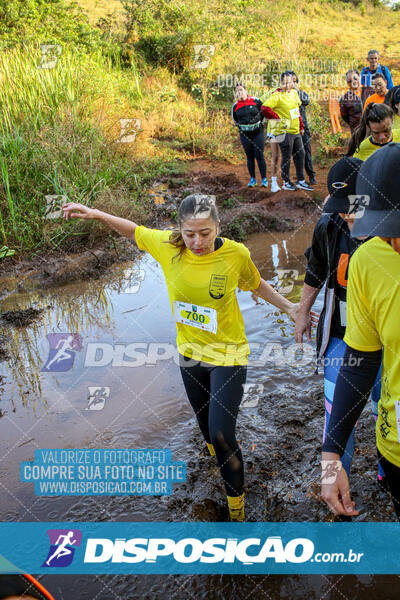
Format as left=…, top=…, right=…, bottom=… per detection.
left=2, top=0, right=400, bottom=258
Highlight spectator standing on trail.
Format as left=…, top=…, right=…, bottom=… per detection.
left=360, top=49, right=393, bottom=105
left=288, top=71, right=317, bottom=185
left=363, top=73, right=388, bottom=111
left=340, top=69, right=363, bottom=133
left=231, top=83, right=280, bottom=188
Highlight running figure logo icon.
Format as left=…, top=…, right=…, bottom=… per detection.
left=242, top=383, right=264, bottom=408
left=42, top=529, right=82, bottom=567
left=41, top=333, right=83, bottom=372
left=321, top=460, right=342, bottom=484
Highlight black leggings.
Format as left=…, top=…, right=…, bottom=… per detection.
left=239, top=128, right=267, bottom=179
left=377, top=449, right=400, bottom=519
left=179, top=355, right=247, bottom=497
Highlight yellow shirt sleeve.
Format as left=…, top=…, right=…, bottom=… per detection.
left=353, top=138, right=371, bottom=161
left=238, top=248, right=261, bottom=291
left=343, top=251, right=382, bottom=351
left=263, top=92, right=278, bottom=110
left=134, top=226, right=171, bottom=263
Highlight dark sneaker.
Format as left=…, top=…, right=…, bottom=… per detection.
left=309, top=177, right=317, bottom=185
left=282, top=181, right=296, bottom=191
left=296, top=180, right=313, bottom=191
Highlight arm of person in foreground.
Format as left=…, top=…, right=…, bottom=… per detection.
left=251, top=277, right=319, bottom=324
left=62, top=203, right=138, bottom=242
left=294, top=283, right=321, bottom=350
left=321, top=345, right=382, bottom=516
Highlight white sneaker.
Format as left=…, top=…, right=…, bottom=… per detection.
left=271, top=179, right=281, bottom=193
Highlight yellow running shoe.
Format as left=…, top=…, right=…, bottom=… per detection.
left=227, top=492, right=245, bottom=522
left=206, top=443, right=216, bottom=456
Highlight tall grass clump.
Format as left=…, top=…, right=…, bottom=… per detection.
left=0, top=43, right=155, bottom=254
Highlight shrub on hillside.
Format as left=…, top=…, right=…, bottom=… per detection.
left=0, top=0, right=120, bottom=58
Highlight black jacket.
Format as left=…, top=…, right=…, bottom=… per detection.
left=297, top=89, right=310, bottom=131
left=339, top=90, right=363, bottom=133
left=304, top=213, right=346, bottom=363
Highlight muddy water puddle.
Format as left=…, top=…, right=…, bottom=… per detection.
left=0, top=218, right=397, bottom=599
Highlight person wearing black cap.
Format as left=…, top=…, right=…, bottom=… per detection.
left=321, top=142, right=400, bottom=519
left=295, top=156, right=382, bottom=479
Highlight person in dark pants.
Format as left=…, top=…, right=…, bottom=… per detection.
left=339, top=69, right=363, bottom=134
left=289, top=71, right=316, bottom=185
left=295, top=157, right=382, bottom=480
left=232, top=83, right=279, bottom=188
left=321, top=143, right=400, bottom=519
left=62, top=194, right=301, bottom=522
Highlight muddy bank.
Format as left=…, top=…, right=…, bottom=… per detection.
left=0, top=158, right=323, bottom=292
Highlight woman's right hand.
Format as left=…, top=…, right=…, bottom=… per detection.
left=62, top=202, right=96, bottom=221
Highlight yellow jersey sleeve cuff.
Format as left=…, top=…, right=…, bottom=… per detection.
left=343, top=335, right=382, bottom=353
left=134, top=225, right=145, bottom=251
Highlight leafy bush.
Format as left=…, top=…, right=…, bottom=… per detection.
left=134, top=32, right=194, bottom=72
left=0, top=0, right=120, bottom=59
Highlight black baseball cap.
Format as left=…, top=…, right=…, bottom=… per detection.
left=323, top=156, right=363, bottom=214
left=351, top=142, right=400, bottom=237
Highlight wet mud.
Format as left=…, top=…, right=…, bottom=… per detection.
left=0, top=164, right=397, bottom=598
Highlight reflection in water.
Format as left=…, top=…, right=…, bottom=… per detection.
left=0, top=265, right=152, bottom=411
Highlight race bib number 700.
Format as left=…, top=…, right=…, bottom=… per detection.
left=173, top=301, right=217, bottom=334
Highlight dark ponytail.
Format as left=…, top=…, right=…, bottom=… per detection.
left=346, top=103, right=394, bottom=156
left=384, top=84, right=400, bottom=115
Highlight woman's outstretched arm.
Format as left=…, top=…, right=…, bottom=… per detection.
left=62, top=202, right=138, bottom=242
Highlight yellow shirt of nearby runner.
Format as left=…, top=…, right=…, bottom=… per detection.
left=344, top=236, right=400, bottom=467
left=353, top=128, right=400, bottom=161
left=135, top=226, right=261, bottom=366
left=263, top=88, right=302, bottom=135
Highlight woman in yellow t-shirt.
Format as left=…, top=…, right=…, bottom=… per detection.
left=263, top=71, right=312, bottom=191
left=62, top=195, right=314, bottom=522
left=346, top=102, right=399, bottom=161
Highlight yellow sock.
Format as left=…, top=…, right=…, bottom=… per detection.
left=227, top=492, right=245, bottom=522
left=206, top=442, right=216, bottom=456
